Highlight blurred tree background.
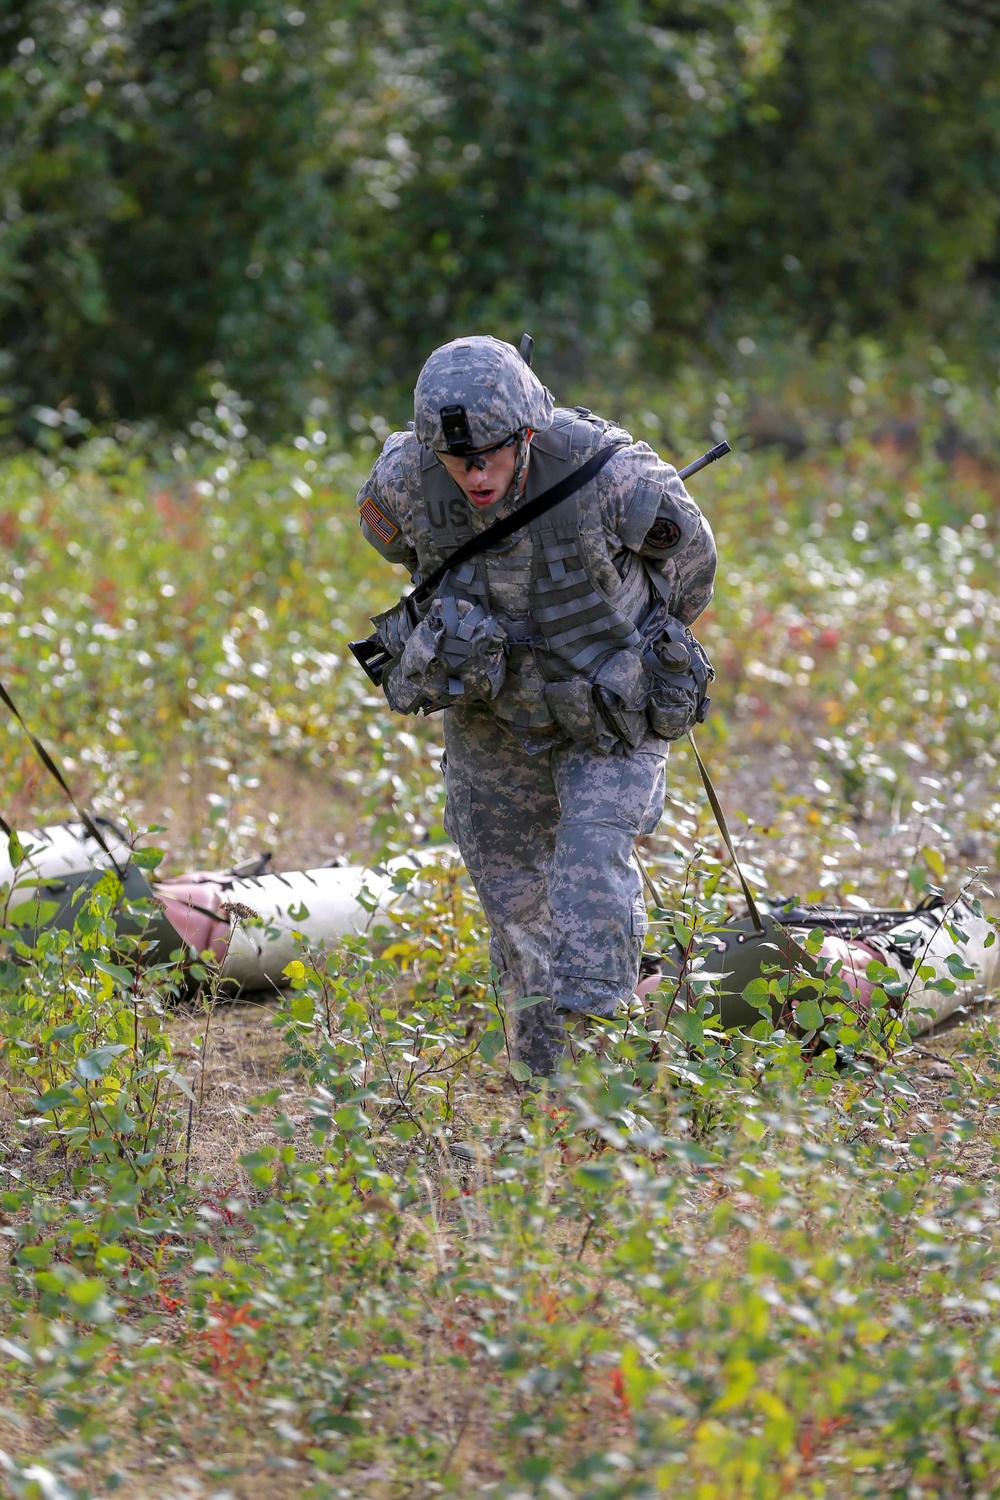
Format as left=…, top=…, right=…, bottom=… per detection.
left=2, top=0, right=1000, bottom=437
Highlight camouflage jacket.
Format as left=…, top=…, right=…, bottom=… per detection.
left=358, top=407, right=717, bottom=745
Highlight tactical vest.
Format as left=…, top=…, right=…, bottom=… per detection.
left=409, top=409, right=654, bottom=740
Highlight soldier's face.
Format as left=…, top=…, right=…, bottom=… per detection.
left=438, top=434, right=532, bottom=508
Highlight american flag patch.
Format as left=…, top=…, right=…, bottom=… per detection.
left=360, top=495, right=399, bottom=545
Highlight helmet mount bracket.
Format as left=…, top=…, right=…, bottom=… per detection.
left=439, top=404, right=474, bottom=455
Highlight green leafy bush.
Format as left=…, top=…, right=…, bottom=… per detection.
left=4, top=2, right=1000, bottom=431
left=2, top=823, right=999, bottom=1495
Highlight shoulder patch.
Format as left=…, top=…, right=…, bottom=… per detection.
left=360, top=495, right=400, bottom=545
left=644, top=517, right=682, bottom=551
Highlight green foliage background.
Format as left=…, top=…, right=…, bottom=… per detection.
left=3, top=0, right=1000, bottom=434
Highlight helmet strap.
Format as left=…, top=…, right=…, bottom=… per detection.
left=504, top=429, right=530, bottom=506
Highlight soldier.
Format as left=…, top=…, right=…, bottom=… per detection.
left=357, top=335, right=717, bottom=1076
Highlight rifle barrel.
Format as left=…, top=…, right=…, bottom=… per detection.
left=678, top=440, right=732, bottom=481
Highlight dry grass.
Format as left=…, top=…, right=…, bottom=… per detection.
left=109, top=758, right=369, bottom=874
left=168, top=999, right=289, bottom=1188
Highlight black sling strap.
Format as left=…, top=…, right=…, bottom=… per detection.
left=634, top=733, right=764, bottom=935
left=411, top=440, right=626, bottom=605
left=688, top=729, right=764, bottom=932
left=0, top=675, right=126, bottom=875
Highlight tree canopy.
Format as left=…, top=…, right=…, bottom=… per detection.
left=3, top=0, right=999, bottom=433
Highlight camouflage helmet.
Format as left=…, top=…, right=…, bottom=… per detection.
left=413, top=335, right=554, bottom=453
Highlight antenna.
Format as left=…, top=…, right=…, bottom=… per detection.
left=518, top=333, right=534, bottom=367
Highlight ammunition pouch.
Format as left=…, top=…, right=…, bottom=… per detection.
left=544, top=679, right=620, bottom=756
left=349, top=595, right=419, bottom=689
left=544, top=648, right=649, bottom=755
left=592, top=649, right=650, bottom=750
left=642, top=608, right=714, bottom=743
left=372, top=595, right=419, bottom=658
left=543, top=613, right=714, bottom=754
left=385, top=596, right=508, bottom=716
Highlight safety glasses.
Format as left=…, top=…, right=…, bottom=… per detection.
left=435, top=433, right=518, bottom=473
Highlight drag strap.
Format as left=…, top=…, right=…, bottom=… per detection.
left=413, top=441, right=626, bottom=605
left=688, top=730, right=764, bottom=933
left=0, top=674, right=125, bottom=874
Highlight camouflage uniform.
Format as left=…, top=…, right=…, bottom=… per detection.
left=440, top=702, right=667, bottom=1074
left=358, top=338, right=716, bottom=1073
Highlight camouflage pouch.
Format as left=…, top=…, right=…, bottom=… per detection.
left=387, top=597, right=508, bottom=716
left=349, top=596, right=419, bottom=689
left=371, top=595, right=419, bottom=657
left=544, top=678, right=619, bottom=755
left=643, top=612, right=714, bottom=742
left=592, top=648, right=650, bottom=749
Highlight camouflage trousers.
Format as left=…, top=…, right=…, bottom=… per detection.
left=442, top=702, right=666, bottom=1076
